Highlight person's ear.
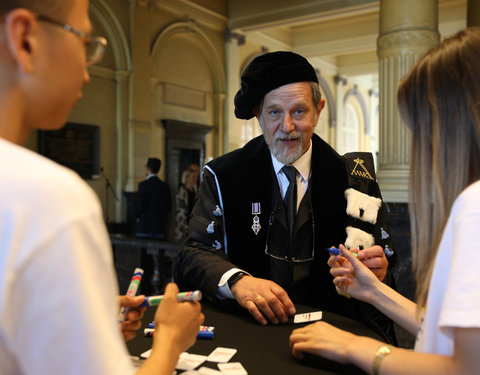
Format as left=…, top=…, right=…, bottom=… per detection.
left=4, top=9, right=38, bottom=73
left=253, top=106, right=260, bottom=120
left=314, top=99, right=326, bottom=124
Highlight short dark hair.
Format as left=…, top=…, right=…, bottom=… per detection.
left=0, top=0, right=73, bottom=19
left=146, top=158, right=161, bottom=174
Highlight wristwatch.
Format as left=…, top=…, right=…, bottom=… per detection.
left=227, top=271, right=247, bottom=288
left=373, top=344, right=392, bottom=375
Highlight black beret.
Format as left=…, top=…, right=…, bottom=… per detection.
left=234, top=51, right=319, bottom=120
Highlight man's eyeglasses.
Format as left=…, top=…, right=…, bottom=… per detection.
left=264, top=198, right=316, bottom=263
left=36, top=15, right=107, bottom=66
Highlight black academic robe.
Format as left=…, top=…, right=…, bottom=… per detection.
left=174, top=134, right=397, bottom=343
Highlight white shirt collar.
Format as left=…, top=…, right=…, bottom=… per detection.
left=271, top=139, right=312, bottom=182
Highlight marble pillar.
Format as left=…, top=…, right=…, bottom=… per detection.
left=377, top=0, right=440, bottom=202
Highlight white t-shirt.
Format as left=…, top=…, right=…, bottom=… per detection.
left=0, top=138, right=135, bottom=375
left=415, top=180, right=480, bottom=355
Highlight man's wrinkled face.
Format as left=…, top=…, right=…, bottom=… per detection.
left=256, top=82, right=323, bottom=164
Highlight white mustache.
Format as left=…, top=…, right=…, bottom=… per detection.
left=274, top=132, right=299, bottom=141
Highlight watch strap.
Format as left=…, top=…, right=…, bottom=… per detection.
left=373, top=344, right=392, bottom=375
left=227, top=271, right=246, bottom=288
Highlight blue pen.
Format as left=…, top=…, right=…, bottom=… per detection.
left=327, top=246, right=358, bottom=257
left=327, top=246, right=340, bottom=255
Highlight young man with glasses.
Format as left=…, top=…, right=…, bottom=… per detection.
left=175, top=51, right=397, bottom=344
left=0, top=1, right=203, bottom=374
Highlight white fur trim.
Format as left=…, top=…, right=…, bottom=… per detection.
left=344, top=226, right=375, bottom=250
left=344, top=188, right=382, bottom=224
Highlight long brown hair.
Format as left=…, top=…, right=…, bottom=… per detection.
left=397, top=28, right=480, bottom=308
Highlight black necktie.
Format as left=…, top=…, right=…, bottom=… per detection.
left=281, top=165, right=297, bottom=238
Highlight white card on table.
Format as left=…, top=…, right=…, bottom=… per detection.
left=140, top=349, right=152, bottom=359
left=217, top=362, right=248, bottom=375
left=198, top=367, right=222, bottom=374
left=176, top=353, right=207, bottom=370
left=206, top=347, right=237, bottom=363
left=293, top=311, right=323, bottom=323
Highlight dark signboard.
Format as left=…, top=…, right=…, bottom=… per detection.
left=38, top=122, right=100, bottom=179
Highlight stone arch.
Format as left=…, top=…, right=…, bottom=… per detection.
left=344, top=86, right=369, bottom=135
left=90, top=0, right=131, bottom=70
left=316, top=70, right=337, bottom=129
left=151, top=20, right=226, bottom=94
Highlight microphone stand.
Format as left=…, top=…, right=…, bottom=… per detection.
left=100, top=167, right=119, bottom=226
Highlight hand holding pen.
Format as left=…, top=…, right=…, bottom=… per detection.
left=118, top=268, right=146, bottom=341
left=153, top=283, right=205, bottom=354
left=328, top=244, right=382, bottom=302
left=118, top=295, right=147, bottom=341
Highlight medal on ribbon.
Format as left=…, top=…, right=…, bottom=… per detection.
left=251, top=202, right=261, bottom=235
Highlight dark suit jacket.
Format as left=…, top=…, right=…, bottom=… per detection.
left=136, top=175, right=171, bottom=237
left=174, top=134, right=397, bottom=343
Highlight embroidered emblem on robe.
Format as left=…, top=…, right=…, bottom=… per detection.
left=213, top=205, right=222, bottom=217
left=350, top=158, right=374, bottom=180
left=207, top=221, right=215, bottom=234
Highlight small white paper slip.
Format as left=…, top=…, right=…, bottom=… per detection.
left=176, top=353, right=208, bottom=370
left=140, top=349, right=152, bottom=359
left=197, top=367, right=222, bottom=374
left=206, top=347, right=237, bottom=363
left=217, top=362, right=248, bottom=375
left=293, top=311, right=323, bottom=324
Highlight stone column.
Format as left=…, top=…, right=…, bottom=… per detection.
left=468, top=0, right=480, bottom=27
left=115, top=70, right=131, bottom=221
left=376, top=0, right=440, bottom=202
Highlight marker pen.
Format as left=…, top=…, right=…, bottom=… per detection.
left=144, top=325, right=215, bottom=339
left=137, top=290, right=202, bottom=307
left=327, top=246, right=340, bottom=256
left=326, top=247, right=358, bottom=257
left=118, top=268, right=144, bottom=322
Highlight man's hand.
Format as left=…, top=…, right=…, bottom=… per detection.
left=118, top=295, right=147, bottom=342
left=328, top=244, right=382, bottom=303
left=356, top=245, right=388, bottom=281
left=329, top=245, right=388, bottom=282
left=231, top=276, right=296, bottom=325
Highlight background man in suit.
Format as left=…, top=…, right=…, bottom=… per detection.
left=136, top=157, right=172, bottom=239
left=175, top=51, right=397, bottom=343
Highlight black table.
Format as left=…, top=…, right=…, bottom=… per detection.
left=128, top=302, right=382, bottom=374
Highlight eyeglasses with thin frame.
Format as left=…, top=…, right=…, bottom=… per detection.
left=36, top=14, right=107, bottom=66
left=264, top=197, right=316, bottom=263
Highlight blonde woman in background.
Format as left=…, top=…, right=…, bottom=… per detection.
left=175, top=165, right=199, bottom=241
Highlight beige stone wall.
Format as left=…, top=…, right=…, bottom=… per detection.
left=20, top=0, right=463, bottom=223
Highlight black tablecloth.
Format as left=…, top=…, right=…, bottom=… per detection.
left=127, top=302, right=382, bottom=374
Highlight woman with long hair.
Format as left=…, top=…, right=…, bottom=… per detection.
left=289, top=27, right=480, bottom=374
